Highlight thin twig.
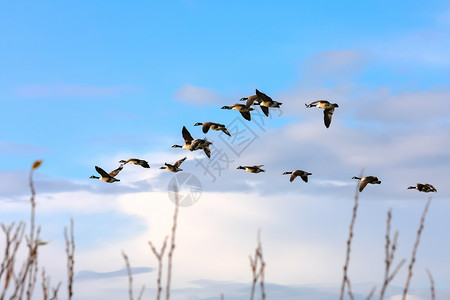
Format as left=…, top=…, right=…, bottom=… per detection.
left=122, top=251, right=134, bottom=300
left=426, top=268, right=435, bottom=300
left=366, top=286, right=376, bottom=300
left=64, top=219, right=75, bottom=300
left=339, top=176, right=361, bottom=300
left=165, top=189, right=179, bottom=300
left=149, top=236, right=168, bottom=300
left=402, top=197, right=432, bottom=300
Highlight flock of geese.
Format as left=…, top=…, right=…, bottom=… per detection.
left=90, top=89, right=437, bottom=193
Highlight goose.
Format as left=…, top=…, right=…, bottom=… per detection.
left=90, top=165, right=123, bottom=183
left=172, top=126, right=212, bottom=158
left=283, top=170, right=312, bottom=182
left=194, top=122, right=231, bottom=136
left=160, top=157, right=187, bottom=173
left=407, top=183, right=437, bottom=193
left=305, top=100, right=339, bottom=128
left=352, top=176, right=381, bottom=192
left=119, top=158, right=150, bottom=168
left=237, top=165, right=265, bottom=173
left=221, top=104, right=254, bottom=121
left=240, top=89, right=282, bottom=117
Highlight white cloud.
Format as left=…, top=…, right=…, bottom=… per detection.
left=174, top=84, right=228, bottom=106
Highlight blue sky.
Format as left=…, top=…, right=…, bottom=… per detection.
left=1, top=1, right=450, bottom=299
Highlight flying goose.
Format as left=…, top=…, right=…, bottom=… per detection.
left=352, top=176, right=381, bottom=192
left=305, top=100, right=339, bottom=128
left=241, top=89, right=282, bottom=117
left=221, top=104, right=254, bottom=121
left=160, top=157, right=187, bottom=173
left=90, top=165, right=124, bottom=183
left=283, top=170, right=312, bottom=182
left=172, top=126, right=212, bottom=158
left=194, top=122, right=231, bottom=136
left=237, top=165, right=265, bottom=173
left=119, top=158, right=150, bottom=168
left=407, top=183, right=437, bottom=193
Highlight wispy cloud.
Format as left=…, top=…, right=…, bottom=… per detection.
left=75, top=267, right=153, bottom=280
left=16, top=84, right=140, bottom=99
left=0, top=141, right=49, bottom=156
left=174, top=84, right=227, bottom=106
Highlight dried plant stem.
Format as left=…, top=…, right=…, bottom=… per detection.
left=64, top=219, right=75, bottom=300
left=41, top=268, right=49, bottom=300
left=149, top=237, right=168, bottom=300
left=165, top=192, right=179, bottom=300
left=402, top=197, right=432, bottom=300
left=426, top=268, right=435, bottom=300
left=366, top=286, right=376, bottom=300
left=339, top=183, right=360, bottom=300
left=123, top=251, right=135, bottom=300
left=379, top=209, right=403, bottom=300
left=249, top=231, right=265, bottom=300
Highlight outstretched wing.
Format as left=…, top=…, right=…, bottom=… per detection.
left=139, top=160, right=150, bottom=168
left=240, top=111, right=251, bottom=121
left=289, top=173, right=297, bottom=182
left=359, top=179, right=369, bottom=192
left=182, top=126, right=194, bottom=143
left=174, top=157, right=187, bottom=168
left=260, top=105, right=269, bottom=117
left=203, top=145, right=211, bottom=158
left=300, top=174, right=309, bottom=183
left=255, top=89, right=273, bottom=103
left=221, top=128, right=231, bottom=136
left=95, top=166, right=111, bottom=178
left=109, top=164, right=124, bottom=177
left=202, top=122, right=211, bottom=134
left=323, top=108, right=334, bottom=128
left=245, top=95, right=257, bottom=108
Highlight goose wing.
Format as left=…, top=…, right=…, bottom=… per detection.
left=173, top=157, right=187, bottom=168
left=203, top=145, right=211, bottom=158
left=182, top=126, right=194, bottom=143
left=359, top=178, right=369, bottom=192
left=255, top=89, right=273, bottom=103
left=221, top=127, right=231, bottom=136
left=240, top=111, right=251, bottom=121
left=108, top=165, right=124, bottom=177
left=300, top=173, right=309, bottom=183
left=202, top=122, right=212, bottom=134
left=95, top=166, right=112, bottom=178
left=323, top=108, right=334, bottom=128
left=289, top=172, right=298, bottom=182
left=260, top=105, right=269, bottom=117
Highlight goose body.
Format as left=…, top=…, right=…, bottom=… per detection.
left=407, top=183, right=437, bottom=193
left=352, top=176, right=381, bottom=192
left=305, top=100, right=339, bottom=128
left=237, top=165, right=265, bottom=173
left=283, top=170, right=312, bottom=182
left=221, top=104, right=254, bottom=121
left=160, top=157, right=187, bottom=173
left=119, top=158, right=150, bottom=168
left=172, top=126, right=212, bottom=158
left=194, top=122, right=231, bottom=136
left=90, top=165, right=123, bottom=183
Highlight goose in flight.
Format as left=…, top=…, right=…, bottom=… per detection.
left=305, top=100, right=339, bottom=128
left=241, top=89, right=282, bottom=117
left=283, top=170, right=312, bottom=182
left=90, top=165, right=124, bottom=183
left=237, top=165, right=265, bottom=173
left=160, top=157, right=187, bottom=173
left=352, top=176, right=381, bottom=192
left=119, top=158, right=150, bottom=168
left=221, top=104, right=254, bottom=121
left=407, top=183, right=437, bottom=193
left=194, top=122, right=231, bottom=136
left=172, top=126, right=212, bottom=158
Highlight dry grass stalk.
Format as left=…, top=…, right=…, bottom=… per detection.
left=339, top=180, right=360, bottom=300
left=426, top=268, right=435, bottom=300
left=220, top=293, right=224, bottom=300
left=249, top=232, right=265, bottom=300
left=402, top=197, right=432, bottom=300
left=148, top=236, right=168, bottom=300
left=64, top=219, right=75, bottom=300
left=41, top=268, right=50, bottom=300
left=165, top=189, right=179, bottom=300
left=366, top=286, right=376, bottom=300
left=379, top=209, right=405, bottom=300
left=122, top=251, right=137, bottom=300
